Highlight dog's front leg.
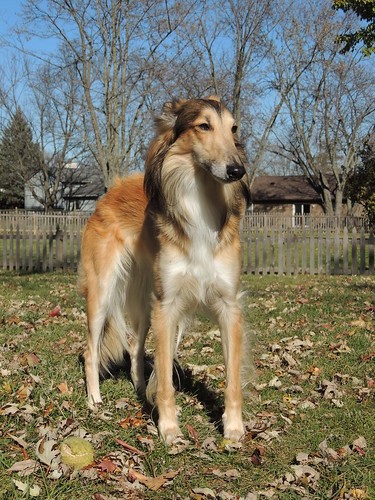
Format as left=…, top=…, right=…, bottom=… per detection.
left=152, top=299, right=182, bottom=444
left=219, top=304, right=244, bottom=442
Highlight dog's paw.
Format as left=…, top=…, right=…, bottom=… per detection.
left=223, top=426, right=244, bottom=443
left=88, top=395, right=103, bottom=409
left=159, top=422, right=183, bottom=445
left=222, top=409, right=244, bottom=443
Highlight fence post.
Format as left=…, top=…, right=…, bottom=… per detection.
left=263, top=229, right=268, bottom=275
left=278, top=227, right=284, bottom=275
left=343, top=227, right=349, bottom=275
left=368, top=230, right=374, bottom=275
left=301, top=225, right=307, bottom=274
left=360, top=228, right=366, bottom=275
left=317, top=227, right=323, bottom=274
left=309, top=229, right=315, bottom=275
left=270, top=227, right=275, bottom=276
left=48, top=227, right=54, bottom=271
left=293, top=232, right=299, bottom=275
left=42, top=226, right=47, bottom=272
left=2, top=221, right=7, bottom=270
left=334, top=227, right=340, bottom=275
left=246, top=233, right=252, bottom=275
left=28, top=229, right=33, bottom=271
left=254, top=227, right=260, bottom=275
left=286, top=228, right=292, bottom=276
left=69, top=225, right=75, bottom=272
left=352, top=228, right=358, bottom=275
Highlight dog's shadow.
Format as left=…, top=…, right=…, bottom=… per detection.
left=80, top=353, right=224, bottom=433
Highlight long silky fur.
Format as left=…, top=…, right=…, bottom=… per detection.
left=80, top=96, right=251, bottom=441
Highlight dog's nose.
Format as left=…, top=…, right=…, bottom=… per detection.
left=226, top=164, right=246, bottom=181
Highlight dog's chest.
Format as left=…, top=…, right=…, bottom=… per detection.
left=160, top=215, right=233, bottom=306
left=158, top=186, right=237, bottom=305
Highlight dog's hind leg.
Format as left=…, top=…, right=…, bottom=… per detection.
left=218, top=303, right=244, bottom=442
left=129, top=313, right=149, bottom=398
left=84, top=285, right=107, bottom=406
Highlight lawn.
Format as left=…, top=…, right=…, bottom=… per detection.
left=0, top=272, right=374, bottom=499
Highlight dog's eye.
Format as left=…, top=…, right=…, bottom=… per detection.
left=232, top=125, right=238, bottom=134
left=198, top=123, right=210, bottom=131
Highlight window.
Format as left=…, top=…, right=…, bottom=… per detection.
left=295, top=203, right=310, bottom=215
left=294, top=204, right=310, bottom=226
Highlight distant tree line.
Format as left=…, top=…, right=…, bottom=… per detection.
left=0, top=0, right=374, bottom=219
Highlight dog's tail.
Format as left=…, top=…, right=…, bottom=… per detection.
left=98, top=317, right=129, bottom=377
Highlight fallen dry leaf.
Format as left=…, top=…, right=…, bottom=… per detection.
left=128, top=468, right=179, bottom=491
left=114, top=437, right=145, bottom=456
left=360, top=351, right=375, bottom=362
left=57, top=382, right=71, bottom=395
left=49, top=305, right=61, bottom=317
left=119, top=415, right=145, bottom=430
left=350, top=318, right=367, bottom=329
left=290, top=464, right=320, bottom=489
left=295, top=452, right=309, bottom=464
left=19, top=353, right=40, bottom=368
left=191, top=487, right=216, bottom=499
left=347, top=487, right=369, bottom=499
left=210, top=467, right=241, bottom=479
left=352, top=436, right=367, bottom=456
left=251, top=446, right=265, bottom=466
left=95, top=458, right=118, bottom=474
left=186, top=424, right=200, bottom=448
left=8, top=459, right=40, bottom=476
left=137, top=434, right=155, bottom=451
left=16, top=384, right=33, bottom=403
left=43, top=403, right=55, bottom=417
left=12, top=479, right=28, bottom=494
left=318, top=438, right=339, bottom=462
left=35, top=437, right=60, bottom=467
left=168, top=437, right=191, bottom=455
left=201, top=437, right=218, bottom=452
left=8, top=433, right=29, bottom=449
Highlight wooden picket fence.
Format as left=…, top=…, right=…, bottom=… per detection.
left=1, top=212, right=90, bottom=273
left=0, top=212, right=374, bottom=275
left=241, top=225, right=374, bottom=276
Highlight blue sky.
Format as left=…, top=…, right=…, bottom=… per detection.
left=0, top=0, right=21, bottom=37
left=0, top=0, right=56, bottom=64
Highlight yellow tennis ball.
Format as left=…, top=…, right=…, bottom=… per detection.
left=60, top=437, right=94, bottom=469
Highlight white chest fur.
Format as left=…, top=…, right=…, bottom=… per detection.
left=159, top=184, right=236, bottom=308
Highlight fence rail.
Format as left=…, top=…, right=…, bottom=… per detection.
left=0, top=213, right=374, bottom=275
left=242, top=213, right=369, bottom=232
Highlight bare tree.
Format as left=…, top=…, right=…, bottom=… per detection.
left=21, top=0, right=195, bottom=188
left=162, top=0, right=283, bottom=180
left=25, top=58, right=87, bottom=210
left=269, top=0, right=375, bottom=215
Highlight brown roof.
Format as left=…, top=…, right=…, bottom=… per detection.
left=250, top=176, right=325, bottom=203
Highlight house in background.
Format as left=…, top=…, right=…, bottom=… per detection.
left=61, top=166, right=104, bottom=211
left=249, top=175, right=362, bottom=218
left=24, top=163, right=105, bottom=212
left=250, top=176, right=324, bottom=217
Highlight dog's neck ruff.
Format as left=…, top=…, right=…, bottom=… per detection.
left=160, top=155, right=228, bottom=238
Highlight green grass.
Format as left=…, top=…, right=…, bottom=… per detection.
left=0, top=272, right=374, bottom=498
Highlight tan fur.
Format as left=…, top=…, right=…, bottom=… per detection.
left=79, top=97, right=250, bottom=444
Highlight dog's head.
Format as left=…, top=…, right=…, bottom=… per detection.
left=144, top=97, right=249, bottom=207
left=152, top=96, right=246, bottom=182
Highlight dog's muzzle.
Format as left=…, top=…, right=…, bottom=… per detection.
left=226, top=164, right=246, bottom=181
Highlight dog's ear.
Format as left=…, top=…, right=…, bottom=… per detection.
left=155, top=99, right=187, bottom=134
left=205, top=95, right=221, bottom=102
left=145, top=99, right=187, bottom=206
